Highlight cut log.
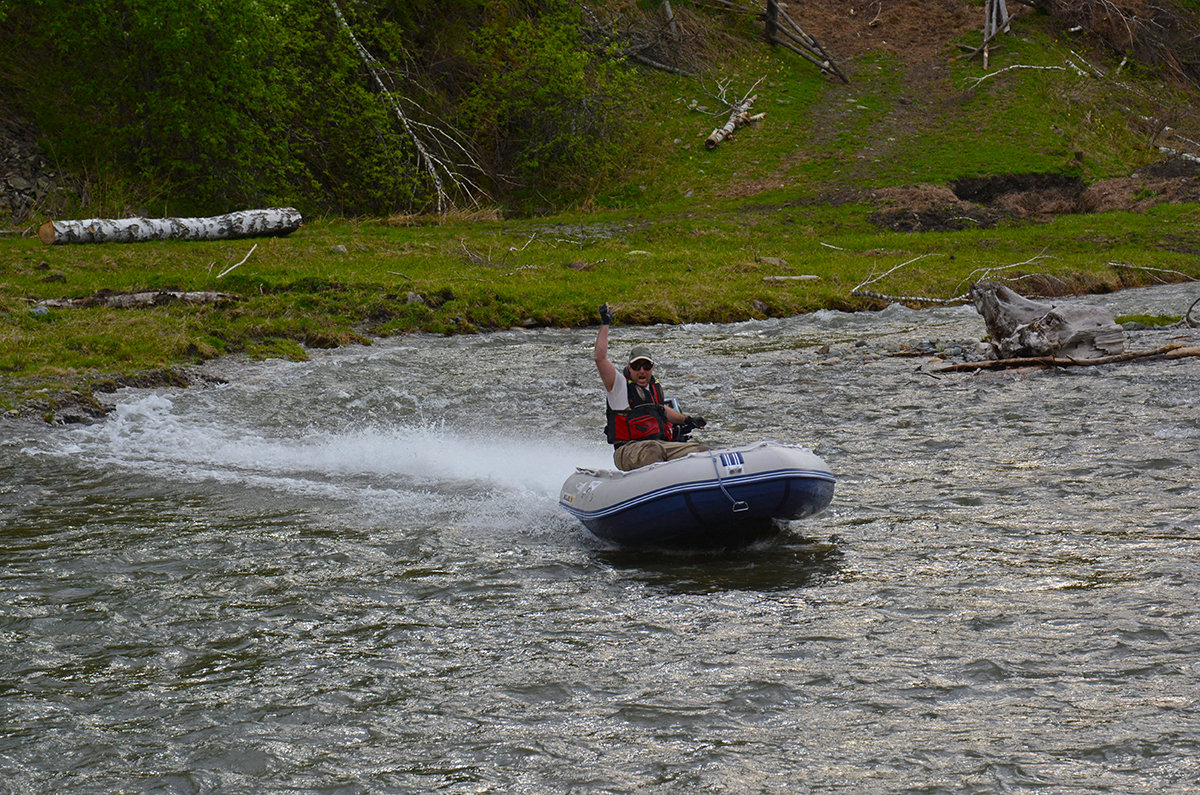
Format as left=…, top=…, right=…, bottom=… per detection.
left=38, top=207, right=303, bottom=245
left=969, top=280, right=1125, bottom=359
left=37, top=291, right=240, bottom=309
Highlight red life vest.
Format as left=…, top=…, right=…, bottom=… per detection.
left=605, top=370, right=673, bottom=446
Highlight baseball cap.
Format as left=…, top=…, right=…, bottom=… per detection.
left=628, top=345, right=654, bottom=365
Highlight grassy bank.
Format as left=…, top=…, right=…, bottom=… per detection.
left=4, top=10, right=1200, bottom=418
left=4, top=199, right=1199, bottom=418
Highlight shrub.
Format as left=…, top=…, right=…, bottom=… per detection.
left=458, top=2, right=637, bottom=210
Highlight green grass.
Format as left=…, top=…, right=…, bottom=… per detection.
left=3, top=12, right=1200, bottom=415
left=4, top=199, right=1198, bottom=413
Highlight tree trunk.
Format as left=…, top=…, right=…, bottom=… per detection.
left=37, top=291, right=240, bottom=309
left=969, top=280, right=1126, bottom=359
left=38, top=207, right=303, bottom=245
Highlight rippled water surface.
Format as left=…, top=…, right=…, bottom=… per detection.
left=3, top=284, right=1199, bottom=792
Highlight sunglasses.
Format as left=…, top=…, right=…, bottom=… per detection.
left=629, top=360, right=653, bottom=371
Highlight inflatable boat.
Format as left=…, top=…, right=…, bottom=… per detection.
left=558, top=441, right=834, bottom=548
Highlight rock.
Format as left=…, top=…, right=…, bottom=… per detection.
left=969, top=281, right=1125, bottom=359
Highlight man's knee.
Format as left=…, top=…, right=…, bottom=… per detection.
left=662, top=441, right=708, bottom=460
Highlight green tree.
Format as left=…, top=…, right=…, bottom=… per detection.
left=460, top=3, right=637, bottom=209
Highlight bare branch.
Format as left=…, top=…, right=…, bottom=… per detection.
left=327, top=0, right=486, bottom=212
left=933, top=343, right=1197, bottom=373
left=217, top=243, right=257, bottom=279
left=1186, top=296, right=1200, bottom=329
left=1107, top=261, right=1199, bottom=284
left=850, top=254, right=936, bottom=300
left=953, top=250, right=1055, bottom=296
left=963, top=63, right=1076, bottom=89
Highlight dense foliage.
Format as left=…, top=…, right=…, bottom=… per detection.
left=4, top=0, right=1198, bottom=218
left=0, top=0, right=637, bottom=216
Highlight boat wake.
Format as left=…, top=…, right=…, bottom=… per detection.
left=35, top=393, right=612, bottom=532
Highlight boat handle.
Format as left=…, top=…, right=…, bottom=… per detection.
left=711, top=454, right=750, bottom=513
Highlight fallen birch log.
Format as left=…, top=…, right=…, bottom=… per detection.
left=706, top=95, right=763, bottom=150
left=763, top=275, right=820, bottom=282
left=38, top=207, right=303, bottom=245
left=37, top=291, right=240, bottom=309
left=932, top=343, right=1195, bottom=373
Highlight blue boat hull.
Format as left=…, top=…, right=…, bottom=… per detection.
left=561, top=461, right=835, bottom=549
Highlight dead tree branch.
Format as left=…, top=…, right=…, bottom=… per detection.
left=933, top=343, right=1199, bottom=372
left=964, top=62, right=1081, bottom=89
left=850, top=254, right=947, bottom=303
left=1186, top=296, right=1200, bottom=328
left=852, top=252, right=1070, bottom=305
left=216, top=243, right=257, bottom=279
left=1107, top=261, right=1198, bottom=284
left=328, top=0, right=485, bottom=212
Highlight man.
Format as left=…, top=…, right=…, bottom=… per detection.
left=594, top=302, right=709, bottom=471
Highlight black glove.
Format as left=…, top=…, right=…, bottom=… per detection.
left=687, top=415, right=707, bottom=429
left=599, top=303, right=614, bottom=326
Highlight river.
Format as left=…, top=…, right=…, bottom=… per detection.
left=2, top=283, right=1198, bottom=792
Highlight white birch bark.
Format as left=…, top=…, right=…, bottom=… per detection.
left=38, top=207, right=302, bottom=245
left=705, top=95, right=761, bottom=150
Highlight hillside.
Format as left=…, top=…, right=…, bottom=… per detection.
left=3, top=0, right=1200, bottom=225
left=599, top=0, right=1200, bottom=228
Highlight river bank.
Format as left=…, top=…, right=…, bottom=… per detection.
left=4, top=199, right=1200, bottom=422
left=5, top=268, right=1197, bottom=425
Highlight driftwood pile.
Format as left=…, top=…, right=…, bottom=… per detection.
left=969, top=280, right=1125, bottom=359
left=934, top=280, right=1200, bottom=373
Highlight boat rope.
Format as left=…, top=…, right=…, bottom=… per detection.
left=711, top=454, right=749, bottom=513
